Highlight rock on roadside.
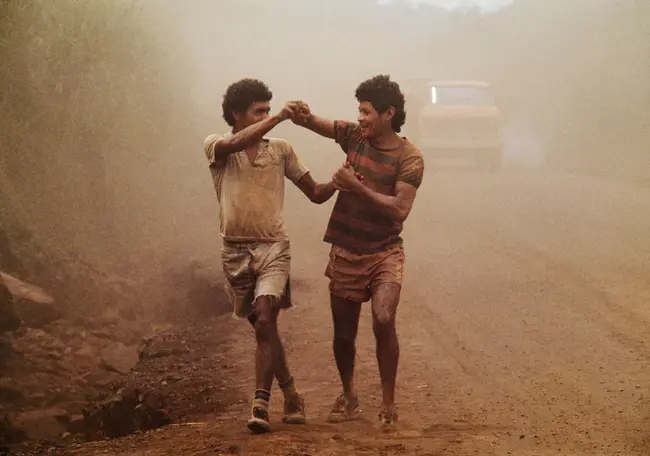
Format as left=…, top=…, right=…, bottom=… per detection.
left=100, top=342, right=140, bottom=374
left=0, top=280, right=21, bottom=334
left=12, top=408, right=70, bottom=442
left=0, top=271, right=59, bottom=329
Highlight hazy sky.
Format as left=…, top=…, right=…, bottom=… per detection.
left=376, top=0, right=516, bottom=13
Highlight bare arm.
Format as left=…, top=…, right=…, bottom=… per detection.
left=352, top=181, right=417, bottom=223
left=331, top=159, right=422, bottom=223
left=289, top=101, right=336, bottom=138
left=294, top=173, right=337, bottom=204
left=208, top=113, right=286, bottom=161
left=347, top=150, right=424, bottom=222
left=293, top=112, right=335, bottom=139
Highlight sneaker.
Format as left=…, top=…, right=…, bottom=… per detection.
left=282, top=393, right=306, bottom=424
left=247, top=404, right=271, bottom=434
left=378, top=405, right=398, bottom=429
left=327, top=394, right=360, bottom=423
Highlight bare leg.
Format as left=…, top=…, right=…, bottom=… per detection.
left=248, top=296, right=304, bottom=425
left=246, top=296, right=283, bottom=433
left=371, top=283, right=401, bottom=411
left=331, top=294, right=362, bottom=398
left=251, top=296, right=281, bottom=392
left=248, top=311, right=291, bottom=384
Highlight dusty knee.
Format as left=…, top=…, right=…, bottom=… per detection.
left=253, top=296, right=278, bottom=340
left=254, top=315, right=277, bottom=341
left=372, top=313, right=395, bottom=335
left=371, top=283, right=400, bottom=334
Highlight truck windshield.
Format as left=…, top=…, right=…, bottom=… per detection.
left=431, top=86, right=494, bottom=105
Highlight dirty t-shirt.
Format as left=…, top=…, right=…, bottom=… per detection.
left=203, top=132, right=309, bottom=243
left=323, top=120, right=425, bottom=254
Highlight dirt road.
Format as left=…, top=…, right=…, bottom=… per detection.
left=64, top=170, right=649, bottom=455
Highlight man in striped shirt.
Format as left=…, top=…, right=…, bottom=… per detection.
left=292, top=75, right=424, bottom=427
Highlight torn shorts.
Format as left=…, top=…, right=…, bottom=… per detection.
left=221, top=240, right=292, bottom=319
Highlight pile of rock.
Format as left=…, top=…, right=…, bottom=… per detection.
left=1, top=272, right=62, bottom=451
left=0, top=271, right=171, bottom=452
left=3, top=387, right=171, bottom=448
left=1, top=272, right=59, bottom=368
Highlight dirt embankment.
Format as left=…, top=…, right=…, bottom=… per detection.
left=0, top=228, right=234, bottom=455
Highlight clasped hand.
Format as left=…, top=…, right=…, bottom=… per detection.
left=278, top=102, right=364, bottom=192
left=279, top=101, right=311, bottom=124
left=332, top=161, right=365, bottom=192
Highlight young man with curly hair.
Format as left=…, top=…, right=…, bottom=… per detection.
left=291, top=75, right=424, bottom=427
left=203, top=78, right=336, bottom=434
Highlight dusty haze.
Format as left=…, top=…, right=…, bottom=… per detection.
left=2, top=1, right=650, bottom=453
left=1, top=0, right=648, bottom=315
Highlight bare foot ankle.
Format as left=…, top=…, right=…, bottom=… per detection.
left=378, top=404, right=398, bottom=428
left=327, top=393, right=361, bottom=423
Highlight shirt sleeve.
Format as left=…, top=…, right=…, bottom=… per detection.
left=283, top=141, right=310, bottom=184
left=397, top=147, right=425, bottom=189
left=333, top=120, right=363, bottom=155
left=203, top=133, right=225, bottom=166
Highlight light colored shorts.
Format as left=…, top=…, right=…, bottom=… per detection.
left=221, top=240, right=292, bottom=319
left=324, top=244, right=405, bottom=303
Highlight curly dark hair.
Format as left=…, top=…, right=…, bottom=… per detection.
left=355, top=74, right=406, bottom=133
left=221, top=78, right=273, bottom=127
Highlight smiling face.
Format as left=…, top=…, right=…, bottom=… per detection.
left=357, top=101, right=395, bottom=140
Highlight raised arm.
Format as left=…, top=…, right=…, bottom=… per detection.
left=290, top=102, right=335, bottom=139
left=290, top=102, right=364, bottom=158
left=205, top=104, right=293, bottom=162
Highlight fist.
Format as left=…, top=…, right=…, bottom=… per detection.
left=290, top=101, right=311, bottom=125
left=279, top=101, right=301, bottom=120
left=332, top=161, right=364, bottom=191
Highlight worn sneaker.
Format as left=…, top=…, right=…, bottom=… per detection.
left=282, top=393, right=306, bottom=424
left=327, top=394, right=361, bottom=423
left=378, top=405, right=398, bottom=429
left=247, top=404, right=271, bottom=434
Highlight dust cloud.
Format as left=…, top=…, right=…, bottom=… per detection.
left=1, top=0, right=648, bottom=316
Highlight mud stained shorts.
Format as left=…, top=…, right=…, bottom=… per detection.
left=221, top=240, right=292, bottom=319
left=324, top=244, right=405, bottom=303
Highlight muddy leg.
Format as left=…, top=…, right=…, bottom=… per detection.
left=248, top=307, right=291, bottom=385
left=251, top=296, right=282, bottom=392
left=331, top=294, right=362, bottom=398
left=246, top=296, right=283, bottom=433
left=250, top=295, right=304, bottom=425
left=371, top=283, right=401, bottom=410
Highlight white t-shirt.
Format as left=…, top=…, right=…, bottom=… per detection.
left=203, top=132, right=309, bottom=243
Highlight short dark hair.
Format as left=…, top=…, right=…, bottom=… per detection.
left=355, top=74, right=406, bottom=133
left=221, top=78, right=273, bottom=127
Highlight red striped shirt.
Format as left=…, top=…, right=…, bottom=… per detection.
left=323, top=121, right=424, bottom=254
